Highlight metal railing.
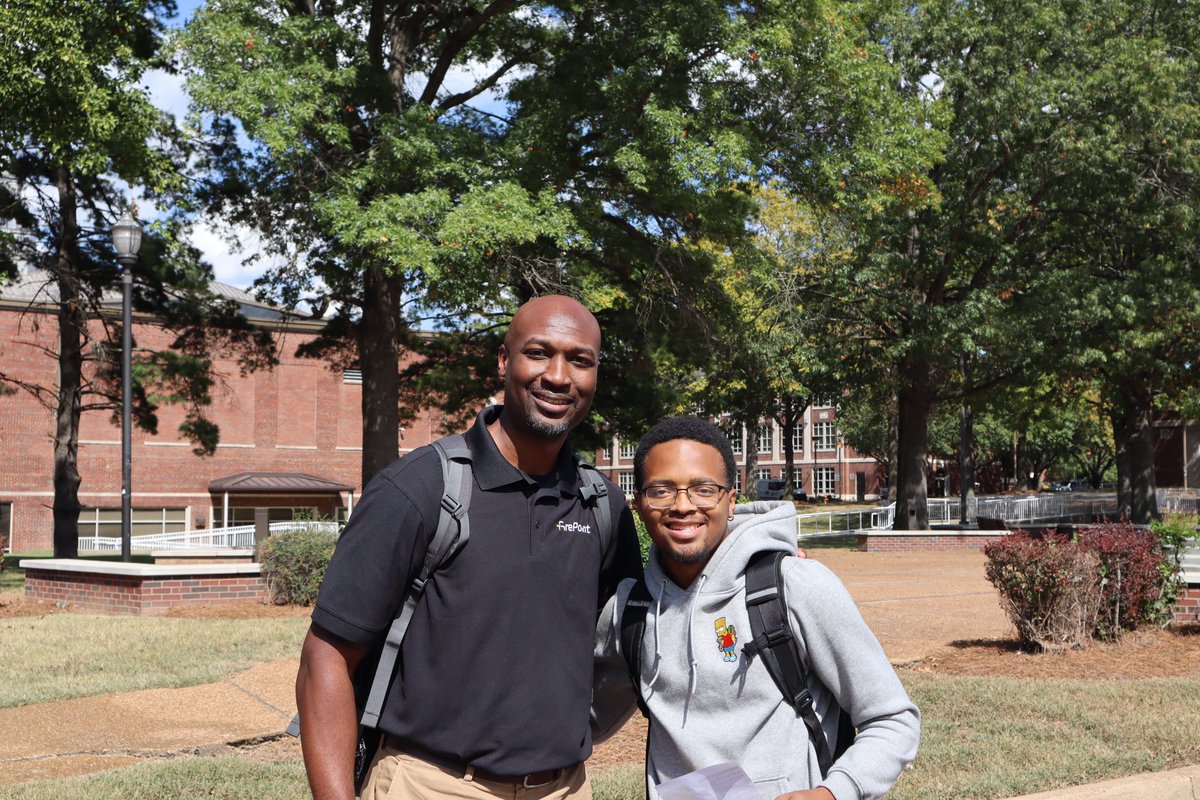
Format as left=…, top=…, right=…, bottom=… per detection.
left=796, top=491, right=1119, bottom=542
left=77, top=520, right=341, bottom=553
left=1158, top=488, right=1200, bottom=515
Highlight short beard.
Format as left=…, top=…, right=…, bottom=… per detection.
left=525, top=408, right=573, bottom=439
left=662, top=542, right=720, bottom=566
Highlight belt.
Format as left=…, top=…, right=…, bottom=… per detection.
left=388, top=737, right=574, bottom=789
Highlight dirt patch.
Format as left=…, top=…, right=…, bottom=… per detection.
left=909, top=624, right=1200, bottom=679
left=0, top=591, right=63, bottom=618
left=163, top=601, right=312, bottom=620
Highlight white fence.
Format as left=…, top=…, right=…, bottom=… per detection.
left=77, top=521, right=341, bottom=553
left=797, top=491, right=1119, bottom=541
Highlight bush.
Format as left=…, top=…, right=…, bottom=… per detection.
left=984, top=532, right=1101, bottom=651
left=1077, top=521, right=1171, bottom=637
left=1150, top=514, right=1198, bottom=625
left=258, top=528, right=337, bottom=606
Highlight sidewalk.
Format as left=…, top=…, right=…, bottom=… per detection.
left=1006, top=764, right=1200, bottom=799
left=0, top=657, right=299, bottom=785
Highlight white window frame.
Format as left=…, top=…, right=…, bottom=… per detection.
left=618, top=471, right=636, bottom=495
left=728, top=428, right=744, bottom=456
left=813, top=467, right=835, bottom=497
left=78, top=507, right=189, bottom=538
left=757, top=424, right=772, bottom=454
left=813, top=422, right=836, bottom=452
left=732, top=470, right=742, bottom=493
left=619, top=440, right=636, bottom=460
left=791, top=425, right=804, bottom=452
left=601, top=440, right=612, bottom=461
left=0, top=501, right=11, bottom=551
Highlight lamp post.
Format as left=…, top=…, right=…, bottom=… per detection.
left=112, top=210, right=142, bottom=563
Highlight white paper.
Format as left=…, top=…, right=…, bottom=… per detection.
left=655, top=762, right=761, bottom=800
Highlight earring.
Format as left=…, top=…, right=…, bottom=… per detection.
left=727, top=514, right=734, bottom=521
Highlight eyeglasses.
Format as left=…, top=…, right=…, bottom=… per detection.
left=640, top=483, right=729, bottom=509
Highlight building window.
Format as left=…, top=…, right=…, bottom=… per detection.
left=343, top=368, right=363, bottom=384
left=813, top=467, right=835, bottom=497
left=755, top=468, right=771, bottom=481
left=618, top=471, right=636, bottom=495
left=732, top=470, right=742, bottom=493
left=814, top=396, right=836, bottom=408
left=728, top=428, right=743, bottom=456
left=229, top=507, right=319, bottom=527
left=619, top=440, right=636, bottom=460
left=813, top=422, right=836, bottom=452
left=78, top=507, right=188, bottom=539
left=791, top=425, right=804, bottom=452
left=601, top=440, right=612, bottom=461
left=0, top=501, right=10, bottom=550
left=757, top=424, right=772, bottom=454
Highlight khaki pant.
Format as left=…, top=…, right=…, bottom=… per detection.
left=359, top=742, right=592, bottom=800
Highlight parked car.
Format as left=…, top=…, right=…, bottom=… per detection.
left=755, top=478, right=807, bottom=502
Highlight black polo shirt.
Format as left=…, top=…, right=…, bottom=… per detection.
left=311, top=406, right=642, bottom=775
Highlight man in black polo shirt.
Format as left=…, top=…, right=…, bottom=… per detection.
left=296, top=295, right=642, bottom=800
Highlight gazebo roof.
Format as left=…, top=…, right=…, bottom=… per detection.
left=209, top=472, right=354, bottom=494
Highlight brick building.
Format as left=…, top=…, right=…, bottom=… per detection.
left=593, top=404, right=883, bottom=503
left=1, top=270, right=882, bottom=552
left=0, top=271, right=449, bottom=553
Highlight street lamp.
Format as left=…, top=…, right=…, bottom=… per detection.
left=112, top=210, right=142, bottom=562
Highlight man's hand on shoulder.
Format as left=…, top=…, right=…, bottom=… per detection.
left=777, top=789, right=835, bottom=800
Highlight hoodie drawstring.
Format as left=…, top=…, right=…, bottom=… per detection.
left=685, top=574, right=708, bottom=698
left=645, top=579, right=666, bottom=693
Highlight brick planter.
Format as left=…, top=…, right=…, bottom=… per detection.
left=857, top=531, right=1007, bottom=552
left=1174, top=586, right=1200, bottom=626
left=21, top=559, right=267, bottom=616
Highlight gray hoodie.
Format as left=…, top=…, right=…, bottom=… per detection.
left=594, top=501, right=920, bottom=800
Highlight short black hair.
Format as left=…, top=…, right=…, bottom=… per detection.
left=633, top=416, right=738, bottom=489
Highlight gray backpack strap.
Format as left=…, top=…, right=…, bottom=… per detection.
left=359, top=435, right=473, bottom=728
left=575, top=459, right=612, bottom=553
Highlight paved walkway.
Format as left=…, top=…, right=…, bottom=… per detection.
left=0, top=550, right=1194, bottom=798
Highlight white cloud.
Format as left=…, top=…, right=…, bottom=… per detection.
left=190, top=221, right=272, bottom=288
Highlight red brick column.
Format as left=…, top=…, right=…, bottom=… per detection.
left=1174, top=586, right=1200, bottom=625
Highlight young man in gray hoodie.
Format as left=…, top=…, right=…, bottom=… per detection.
left=594, top=416, right=920, bottom=800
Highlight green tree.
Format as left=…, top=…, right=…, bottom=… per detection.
left=0, top=0, right=275, bottom=556
left=1042, top=0, right=1200, bottom=522
left=180, top=0, right=790, bottom=483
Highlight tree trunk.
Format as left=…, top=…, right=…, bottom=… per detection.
left=359, top=267, right=403, bottom=486
left=1110, top=382, right=1158, bottom=524
left=894, top=355, right=930, bottom=530
left=959, top=400, right=975, bottom=525
left=744, top=420, right=759, bottom=500
left=959, top=356, right=974, bottom=526
left=52, top=165, right=82, bottom=558
left=779, top=396, right=802, bottom=500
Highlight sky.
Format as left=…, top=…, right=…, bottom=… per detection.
left=141, top=0, right=267, bottom=291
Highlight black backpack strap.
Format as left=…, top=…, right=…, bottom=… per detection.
left=359, top=434, right=473, bottom=728
left=742, top=550, right=836, bottom=777
left=618, top=579, right=653, bottom=718
left=575, top=458, right=613, bottom=553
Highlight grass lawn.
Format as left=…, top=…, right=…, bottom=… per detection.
left=0, top=612, right=309, bottom=707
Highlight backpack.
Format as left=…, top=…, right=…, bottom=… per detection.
left=619, top=549, right=855, bottom=779
left=286, top=433, right=616, bottom=791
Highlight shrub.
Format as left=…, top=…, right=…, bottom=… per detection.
left=1149, top=514, right=1198, bottom=625
left=1077, top=521, right=1169, bottom=637
left=258, top=528, right=337, bottom=606
left=984, top=531, right=1101, bottom=651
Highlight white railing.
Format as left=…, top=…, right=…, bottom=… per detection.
left=797, top=505, right=895, bottom=540
left=796, top=491, right=1119, bottom=542
left=1157, top=489, right=1200, bottom=515
left=77, top=520, right=341, bottom=553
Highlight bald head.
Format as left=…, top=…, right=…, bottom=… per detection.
left=504, top=295, right=601, bottom=354
left=497, top=295, right=602, bottom=446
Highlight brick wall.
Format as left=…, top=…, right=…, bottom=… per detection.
left=25, top=567, right=267, bottom=616
left=857, top=532, right=1006, bottom=552
left=0, top=304, right=459, bottom=552
left=1174, top=586, right=1200, bottom=625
